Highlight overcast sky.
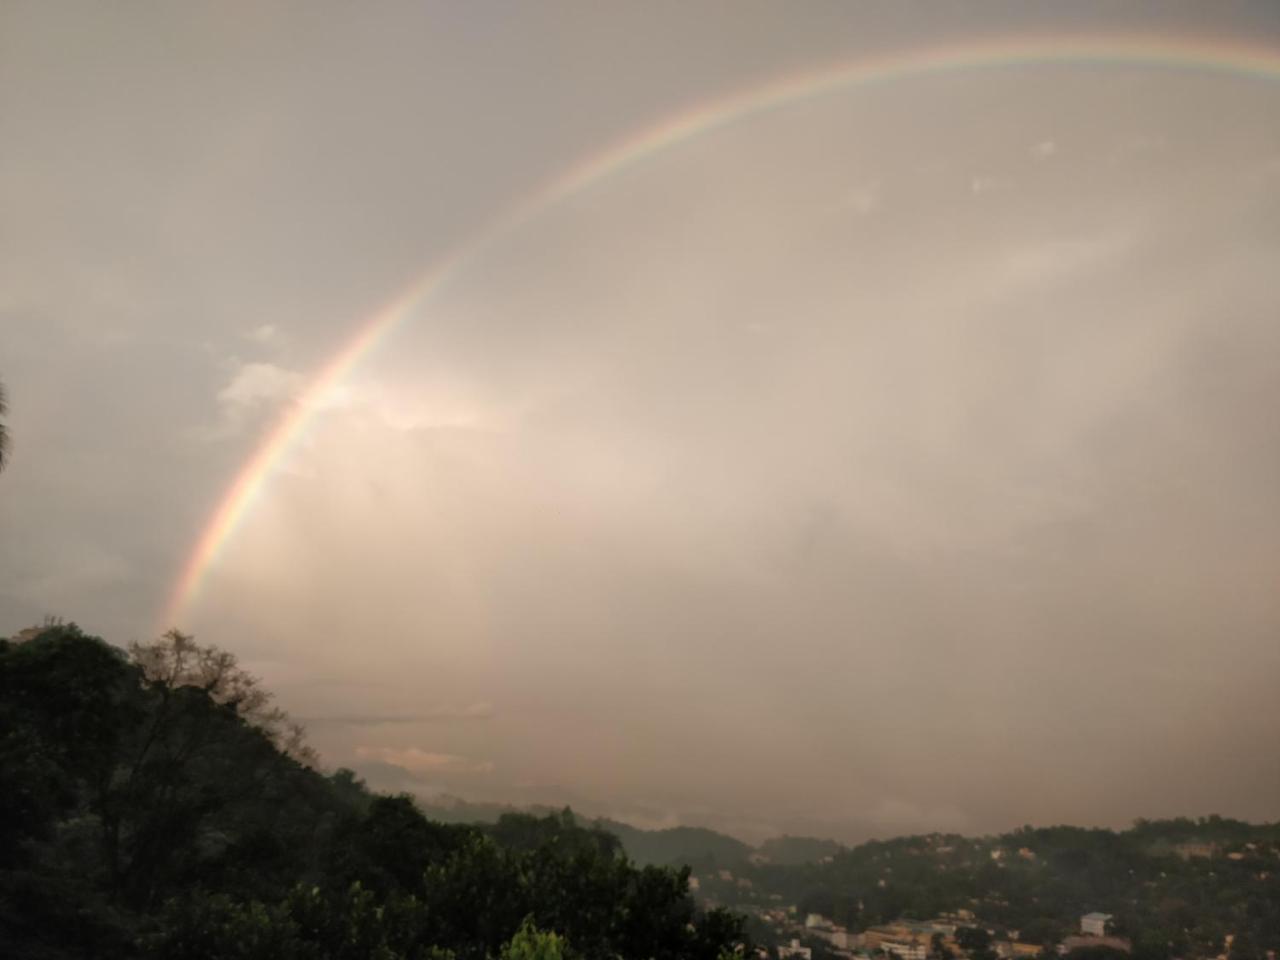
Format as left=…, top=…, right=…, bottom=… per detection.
left=3, top=2, right=1279, bottom=843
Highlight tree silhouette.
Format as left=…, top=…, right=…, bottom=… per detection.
left=0, top=379, right=8, bottom=471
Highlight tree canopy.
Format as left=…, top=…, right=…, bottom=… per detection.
left=0, top=378, right=9, bottom=471
left=0, top=623, right=748, bottom=960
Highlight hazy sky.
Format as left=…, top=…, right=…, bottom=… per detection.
left=3, top=2, right=1279, bottom=843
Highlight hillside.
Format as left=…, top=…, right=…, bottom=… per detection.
left=409, top=797, right=826, bottom=871
left=698, top=821, right=1280, bottom=960
left=6, top=622, right=1275, bottom=960
left=589, top=818, right=755, bottom=869
left=411, top=801, right=837, bottom=871
left=0, top=624, right=746, bottom=960
left=418, top=802, right=1280, bottom=960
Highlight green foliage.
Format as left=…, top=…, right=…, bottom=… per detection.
left=140, top=894, right=303, bottom=960
left=501, top=918, right=569, bottom=960
left=0, top=624, right=749, bottom=960
left=757, top=835, right=842, bottom=866
left=956, top=927, right=992, bottom=952
left=957, top=925, right=995, bottom=960
left=591, top=818, right=754, bottom=870
left=1228, top=931, right=1265, bottom=960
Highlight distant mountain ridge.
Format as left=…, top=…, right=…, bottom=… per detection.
left=737, top=817, right=1280, bottom=960
left=415, top=795, right=1280, bottom=879
left=414, top=794, right=839, bottom=868
left=587, top=818, right=755, bottom=868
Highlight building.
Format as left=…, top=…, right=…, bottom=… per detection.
left=828, top=930, right=859, bottom=951
left=803, top=915, right=859, bottom=950
left=806, top=922, right=858, bottom=951
left=1081, top=914, right=1112, bottom=938
left=779, top=940, right=813, bottom=960
left=881, top=939, right=928, bottom=960
left=1174, top=842, right=1218, bottom=860
left=863, top=925, right=931, bottom=960
left=995, top=942, right=1043, bottom=959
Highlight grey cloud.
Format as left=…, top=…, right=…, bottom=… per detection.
left=354, top=746, right=495, bottom=776
left=304, top=703, right=496, bottom=727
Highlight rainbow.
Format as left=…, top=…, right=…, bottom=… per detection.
left=162, top=31, right=1280, bottom=628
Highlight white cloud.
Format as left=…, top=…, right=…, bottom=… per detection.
left=355, top=746, right=495, bottom=775
left=217, top=361, right=304, bottom=409
left=245, top=323, right=278, bottom=343
left=203, top=361, right=307, bottom=439
left=969, top=175, right=1000, bottom=195
left=305, top=703, right=495, bottom=726
left=988, top=231, right=1136, bottom=294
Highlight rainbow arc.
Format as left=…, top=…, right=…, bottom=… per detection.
left=162, top=32, right=1280, bottom=629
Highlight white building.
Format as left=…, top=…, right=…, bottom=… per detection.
left=882, top=941, right=928, bottom=960
left=827, top=930, right=858, bottom=950
left=780, top=940, right=813, bottom=960
left=1081, top=913, right=1113, bottom=938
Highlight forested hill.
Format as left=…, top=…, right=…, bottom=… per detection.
left=420, top=772, right=1280, bottom=960
left=705, top=821, right=1280, bottom=960
left=6, top=623, right=1276, bottom=960
left=0, top=624, right=746, bottom=960
left=588, top=819, right=754, bottom=869
left=416, top=800, right=846, bottom=872
left=588, top=825, right=837, bottom=871
left=409, top=795, right=822, bottom=870
left=421, top=804, right=1280, bottom=960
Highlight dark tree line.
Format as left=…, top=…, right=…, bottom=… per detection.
left=0, top=624, right=748, bottom=960
left=0, top=377, right=9, bottom=471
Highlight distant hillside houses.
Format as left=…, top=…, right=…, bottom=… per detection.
left=758, top=908, right=1153, bottom=960
left=996, top=942, right=1042, bottom=959
left=1175, top=842, right=1219, bottom=860
left=696, top=819, right=1279, bottom=960
left=779, top=939, right=813, bottom=960
left=798, top=915, right=995, bottom=960
left=1059, top=911, right=1132, bottom=955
